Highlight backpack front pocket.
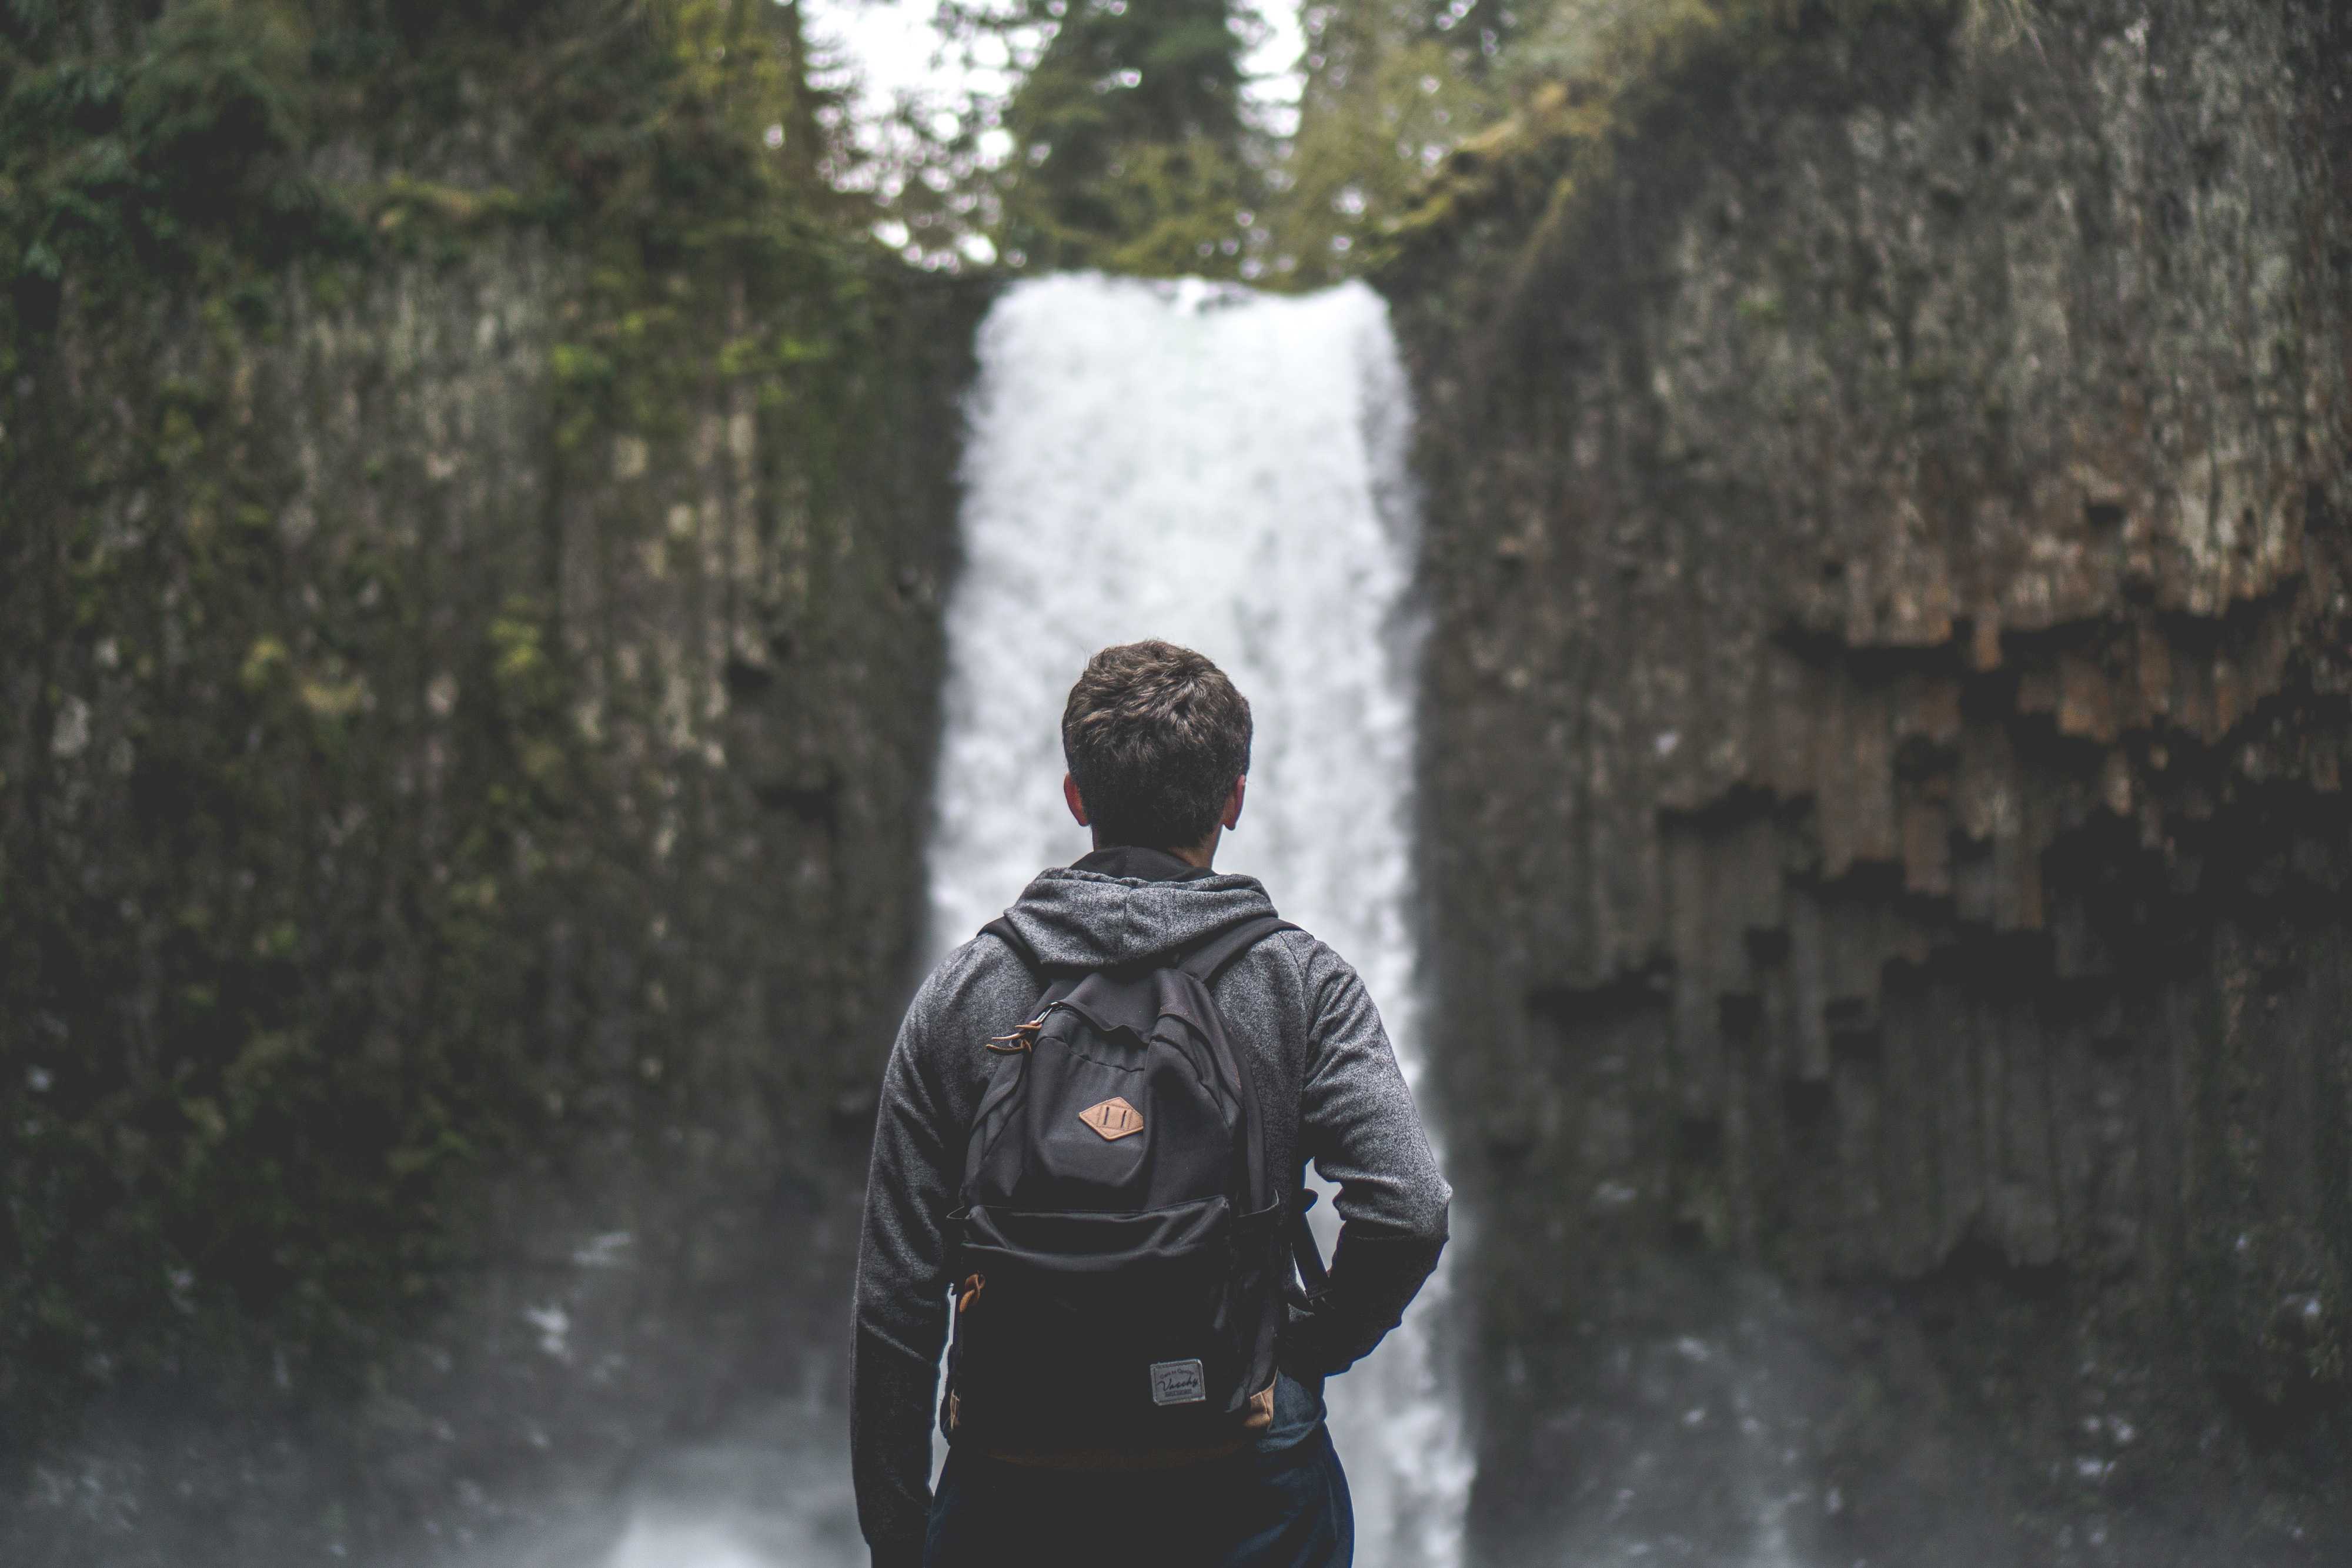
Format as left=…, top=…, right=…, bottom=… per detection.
left=951, top=1194, right=1254, bottom=1446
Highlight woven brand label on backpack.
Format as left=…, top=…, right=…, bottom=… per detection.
left=1150, top=1359, right=1207, bottom=1406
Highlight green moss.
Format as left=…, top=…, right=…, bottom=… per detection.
left=383, top=175, right=521, bottom=224
left=1374, top=0, right=1966, bottom=279
left=0, top=0, right=903, bottom=1446
left=0, top=1, right=369, bottom=378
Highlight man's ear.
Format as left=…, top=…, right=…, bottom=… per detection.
left=1222, top=775, right=1247, bottom=832
left=1063, top=773, right=1090, bottom=828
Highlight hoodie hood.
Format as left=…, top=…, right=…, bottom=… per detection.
left=998, top=865, right=1278, bottom=969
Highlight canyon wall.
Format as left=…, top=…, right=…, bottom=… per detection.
left=1383, top=1, right=2352, bottom=1560
left=1, top=7, right=983, bottom=1559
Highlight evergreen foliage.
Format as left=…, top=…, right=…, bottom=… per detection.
left=988, top=0, right=1261, bottom=275
left=1271, top=0, right=1505, bottom=285
left=1273, top=0, right=1973, bottom=280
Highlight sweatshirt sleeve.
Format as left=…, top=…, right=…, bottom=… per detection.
left=1288, top=938, right=1451, bottom=1375
left=849, top=992, right=957, bottom=1564
left=1295, top=939, right=1451, bottom=1241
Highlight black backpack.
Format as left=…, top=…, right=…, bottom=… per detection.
left=944, top=912, right=1325, bottom=1454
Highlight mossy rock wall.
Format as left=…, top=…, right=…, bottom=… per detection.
left=1, top=5, right=984, bottom=1558
left=1384, top=1, right=2351, bottom=1560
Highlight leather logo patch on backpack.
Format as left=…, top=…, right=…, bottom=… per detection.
left=1077, top=1096, right=1144, bottom=1141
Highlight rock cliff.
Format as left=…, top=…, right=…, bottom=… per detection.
left=1, top=5, right=982, bottom=1558
left=1384, top=0, right=2350, bottom=1560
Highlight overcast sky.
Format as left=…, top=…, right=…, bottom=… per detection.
left=799, top=0, right=1309, bottom=146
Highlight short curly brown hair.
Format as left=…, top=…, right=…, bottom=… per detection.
left=1061, top=640, right=1253, bottom=851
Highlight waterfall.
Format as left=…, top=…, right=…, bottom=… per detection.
left=925, top=272, right=1471, bottom=1567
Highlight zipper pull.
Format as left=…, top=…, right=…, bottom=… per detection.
left=984, top=1014, right=1047, bottom=1054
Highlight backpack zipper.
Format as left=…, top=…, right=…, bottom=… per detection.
left=983, top=1014, right=1050, bottom=1053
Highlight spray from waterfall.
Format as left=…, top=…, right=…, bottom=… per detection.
left=924, top=273, right=1471, bottom=1568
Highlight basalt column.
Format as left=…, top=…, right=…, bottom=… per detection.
left=1384, top=1, right=2352, bottom=1562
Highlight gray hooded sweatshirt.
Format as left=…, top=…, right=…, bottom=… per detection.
left=850, top=848, right=1452, bottom=1563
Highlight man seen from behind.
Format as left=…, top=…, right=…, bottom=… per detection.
left=850, top=638, right=1451, bottom=1567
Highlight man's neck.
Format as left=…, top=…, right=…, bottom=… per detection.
left=1164, top=837, right=1217, bottom=870
left=1074, top=842, right=1218, bottom=881
left=1090, top=832, right=1218, bottom=870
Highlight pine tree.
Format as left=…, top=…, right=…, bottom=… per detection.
left=990, top=0, right=1259, bottom=275
left=1269, top=0, right=1508, bottom=285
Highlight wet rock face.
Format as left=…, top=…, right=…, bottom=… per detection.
left=2, top=121, right=985, bottom=1566
left=1387, top=0, right=2351, bottom=1558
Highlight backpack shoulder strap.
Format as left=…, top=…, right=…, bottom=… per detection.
left=978, top=915, right=1094, bottom=991
left=977, top=914, right=1042, bottom=975
left=1177, top=915, right=1300, bottom=988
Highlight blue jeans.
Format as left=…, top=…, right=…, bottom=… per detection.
left=924, top=1377, right=1352, bottom=1568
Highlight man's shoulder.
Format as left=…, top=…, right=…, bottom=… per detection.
left=900, top=930, right=1040, bottom=1059
left=1256, top=924, right=1358, bottom=989
left=1219, top=925, right=1375, bottom=1041
left=920, top=929, right=999, bottom=988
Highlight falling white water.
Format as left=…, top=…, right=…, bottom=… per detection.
left=925, top=272, right=1471, bottom=1567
